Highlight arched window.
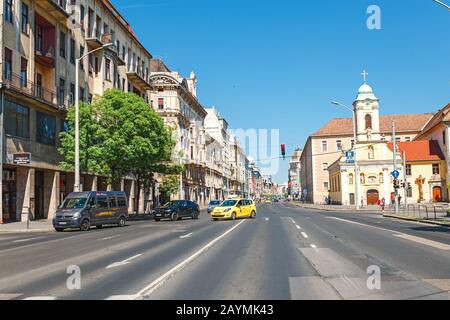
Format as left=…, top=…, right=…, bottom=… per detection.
left=349, top=174, right=354, bottom=185
left=365, top=114, right=372, bottom=130
left=379, top=173, right=384, bottom=184
left=360, top=173, right=366, bottom=184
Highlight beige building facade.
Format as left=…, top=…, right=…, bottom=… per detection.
left=0, top=0, right=155, bottom=223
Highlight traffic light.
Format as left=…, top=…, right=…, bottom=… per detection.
left=393, top=179, right=400, bottom=189
left=281, top=144, right=286, bottom=160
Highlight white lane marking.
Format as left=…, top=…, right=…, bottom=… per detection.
left=105, top=295, right=137, bottom=300
left=99, top=235, right=121, bottom=241
left=394, top=234, right=450, bottom=251
left=295, top=225, right=302, bottom=230
left=23, top=296, right=56, bottom=300
left=126, top=219, right=247, bottom=300
left=289, top=218, right=296, bottom=224
left=328, top=217, right=403, bottom=234
left=301, top=232, right=309, bottom=239
left=265, top=218, right=270, bottom=222
left=179, top=233, right=193, bottom=239
left=330, top=217, right=450, bottom=251
left=12, top=237, right=41, bottom=243
left=106, top=254, right=143, bottom=269
left=310, top=244, right=317, bottom=249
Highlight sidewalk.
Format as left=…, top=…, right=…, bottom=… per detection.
left=0, top=220, right=55, bottom=233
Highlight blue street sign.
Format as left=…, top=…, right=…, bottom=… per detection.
left=345, top=151, right=355, bottom=164
left=392, top=170, right=400, bottom=179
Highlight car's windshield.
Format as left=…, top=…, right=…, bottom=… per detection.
left=221, top=200, right=238, bottom=207
left=162, top=201, right=180, bottom=208
left=209, top=201, right=221, bottom=206
left=61, top=198, right=88, bottom=209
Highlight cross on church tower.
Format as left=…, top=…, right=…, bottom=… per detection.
left=361, top=70, right=369, bottom=83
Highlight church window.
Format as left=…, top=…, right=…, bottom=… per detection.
left=433, top=164, right=440, bottom=175
left=349, top=174, right=354, bottom=185
left=406, top=164, right=412, bottom=176
left=365, top=114, right=372, bottom=130
left=360, top=173, right=365, bottom=184
left=379, top=173, right=384, bottom=183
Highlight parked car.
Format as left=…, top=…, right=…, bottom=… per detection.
left=207, top=200, right=222, bottom=213
left=154, top=200, right=200, bottom=221
left=53, top=191, right=129, bottom=232
left=211, top=198, right=257, bottom=221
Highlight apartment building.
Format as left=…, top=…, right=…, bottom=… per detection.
left=288, top=148, right=302, bottom=199
left=0, top=0, right=154, bottom=223
left=149, top=60, right=209, bottom=205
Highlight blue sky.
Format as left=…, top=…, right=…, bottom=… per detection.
left=111, top=0, right=450, bottom=183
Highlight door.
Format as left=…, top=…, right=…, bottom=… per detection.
left=94, top=196, right=109, bottom=224
left=433, top=187, right=442, bottom=203
left=236, top=200, right=245, bottom=218
left=108, top=196, right=118, bottom=223
left=367, top=190, right=379, bottom=206
left=349, top=193, right=355, bottom=206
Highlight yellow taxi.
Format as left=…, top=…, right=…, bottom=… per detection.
left=211, top=198, right=257, bottom=221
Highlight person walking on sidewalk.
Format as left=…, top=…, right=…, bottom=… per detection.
left=379, top=198, right=386, bottom=213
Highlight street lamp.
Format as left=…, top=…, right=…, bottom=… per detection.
left=74, top=42, right=114, bottom=192
left=331, top=101, right=360, bottom=210
left=433, top=0, right=450, bottom=10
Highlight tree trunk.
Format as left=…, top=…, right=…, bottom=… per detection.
left=135, top=177, right=141, bottom=215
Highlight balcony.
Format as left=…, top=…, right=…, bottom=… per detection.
left=2, top=72, right=71, bottom=111
left=35, top=13, right=56, bottom=68
left=35, top=46, right=56, bottom=68
left=126, top=68, right=152, bottom=90
left=35, top=0, right=69, bottom=22
left=85, top=32, right=112, bottom=50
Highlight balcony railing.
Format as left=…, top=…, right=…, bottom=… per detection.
left=2, top=71, right=71, bottom=110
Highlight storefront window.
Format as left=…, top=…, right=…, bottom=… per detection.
left=36, top=111, right=56, bottom=146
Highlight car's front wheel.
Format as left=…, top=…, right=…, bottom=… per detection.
left=250, top=211, right=256, bottom=219
left=171, top=212, right=179, bottom=221
left=231, top=212, right=236, bottom=221
left=80, top=219, right=91, bottom=232
left=118, top=216, right=127, bottom=227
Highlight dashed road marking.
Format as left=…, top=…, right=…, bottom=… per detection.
left=310, top=244, right=317, bottom=249
left=12, top=238, right=41, bottom=243
left=301, top=232, right=309, bottom=239
left=295, top=225, right=302, bottom=230
left=179, top=233, right=193, bottom=239
left=106, top=254, right=143, bottom=269
left=23, top=296, right=56, bottom=300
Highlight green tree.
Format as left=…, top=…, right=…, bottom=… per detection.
left=58, top=102, right=108, bottom=176
left=160, top=175, right=181, bottom=202
left=94, top=89, right=178, bottom=213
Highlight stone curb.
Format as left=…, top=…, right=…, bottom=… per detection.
left=291, top=203, right=380, bottom=214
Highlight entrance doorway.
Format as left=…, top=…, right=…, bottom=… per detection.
left=367, top=190, right=380, bottom=205
left=2, top=168, right=17, bottom=222
left=349, top=193, right=355, bottom=205
left=433, top=186, right=442, bottom=203
left=34, top=170, right=45, bottom=220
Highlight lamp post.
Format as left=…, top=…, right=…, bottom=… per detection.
left=74, top=43, right=113, bottom=192
left=331, top=101, right=360, bottom=210
left=433, top=0, right=450, bottom=10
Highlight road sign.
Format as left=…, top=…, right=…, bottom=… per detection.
left=392, top=170, right=400, bottom=179
left=345, top=151, right=355, bottom=164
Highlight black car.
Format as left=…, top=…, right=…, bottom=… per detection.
left=154, top=200, right=200, bottom=221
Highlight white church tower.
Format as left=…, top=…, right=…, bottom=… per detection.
left=353, top=70, right=381, bottom=142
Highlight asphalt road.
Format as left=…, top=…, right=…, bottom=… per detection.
left=1, top=203, right=450, bottom=300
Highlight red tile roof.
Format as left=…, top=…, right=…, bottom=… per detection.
left=313, top=113, right=433, bottom=137
left=416, top=103, right=450, bottom=139
left=387, top=141, right=445, bottom=162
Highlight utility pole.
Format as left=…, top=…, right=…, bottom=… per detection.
left=403, top=150, right=408, bottom=208
left=393, top=120, right=399, bottom=215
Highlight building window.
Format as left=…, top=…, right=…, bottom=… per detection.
left=395, top=137, right=401, bottom=143
left=80, top=87, right=85, bottom=102
left=80, top=5, right=85, bottom=30
left=105, top=58, right=111, bottom=80
left=5, top=0, right=13, bottom=24
left=349, top=174, right=354, bottom=185
left=433, top=164, right=440, bottom=175
left=379, top=173, right=384, bottom=183
left=443, top=131, right=446, bottom=146
left=360, top=173, right=365, bottom=184
left=4, top=99, right=29, bottom=139
left=406, top=164, right=412, bottom=176
left=322, top=141, right=328, bottom=152
left=323, top=182, right=329, bottom=192
left=322, top=163, right=328, bottom=171
left=20, top=57, right=27, bottom=87
left=336, top=140, right=342, bottom=151
left=158, top=98, right=164, bottom=110
left=58, top=78, right=65, bottom=105
left=36, top=111, right=56, bottom=146
left=70, top=38, right=75, bottom=64
left=79, top=45, right=84, bottom=70
left=59, top=31, right=66, bottom=58
left=365, top=114, right=372, bottom=130
left=94, top=57, right=99, bottom=76
left=21, top=3, right=29, bottom=34
left=70, top=83, right=75, bottom=105
left=405, top=137, right=411, bottom=142
left=4, top=48, right=12, bottom=80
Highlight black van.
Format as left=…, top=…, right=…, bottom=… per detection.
left=53, top=191, right=129, bottom=232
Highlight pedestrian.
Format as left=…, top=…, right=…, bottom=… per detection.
left=390, top=193, right=395, bottom=207
left=377, top=199, right=381, bottom=211
left=381, top=198, right=386, bottom=213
